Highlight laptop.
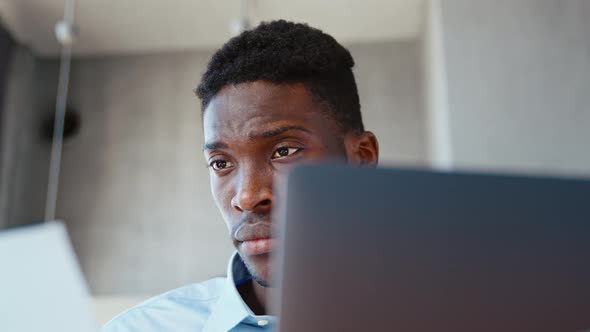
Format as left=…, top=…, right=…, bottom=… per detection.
left=274, top=165, right=590, bottom=332
left=0, top=221, right=99, bottom=332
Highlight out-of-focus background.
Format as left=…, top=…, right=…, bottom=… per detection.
left=0, top=0, right=589, bottom=324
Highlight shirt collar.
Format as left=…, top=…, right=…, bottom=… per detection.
left=202, top=252, right=275, bottom=332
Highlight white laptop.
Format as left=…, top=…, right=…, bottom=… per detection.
left=0, top=221, right=99, bottom=332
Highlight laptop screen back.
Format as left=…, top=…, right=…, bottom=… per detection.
left=275, top=165, right=590, bottom=332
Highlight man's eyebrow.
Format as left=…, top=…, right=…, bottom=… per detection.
left=203, top=141, right=228, bottom=151
left=250, top=125, right=312, bottom=139
left=203, top=125, right=311, bottom=151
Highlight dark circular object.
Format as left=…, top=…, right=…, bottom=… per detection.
left=41, top=106, right=81, bottom=141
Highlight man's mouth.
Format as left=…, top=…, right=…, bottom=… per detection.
left=239, top=238, right=275, bottom=256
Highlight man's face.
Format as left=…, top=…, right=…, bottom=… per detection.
left=203, top=81, right=350, bottom=286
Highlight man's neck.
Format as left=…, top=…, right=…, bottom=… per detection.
left=237, top=279, right=272, bottom=316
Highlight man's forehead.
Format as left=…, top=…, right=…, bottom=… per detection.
left=203, top=81, right=322, bottom=136
left=205, top=82, right=312, bottom=116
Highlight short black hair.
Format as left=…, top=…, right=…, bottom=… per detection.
left=196, top=20, right=364, bottom=133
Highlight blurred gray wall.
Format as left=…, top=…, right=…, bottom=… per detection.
left=351, top=41, right=427, bottom=165
left=57, top=40, right=426, bottom=295
left=429, top=0, right=590, bottom=175
left=0, top=45, right=56, bottom=228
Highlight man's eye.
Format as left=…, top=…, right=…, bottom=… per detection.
left=272, top=147, right=301, bottom=159
left=209, top=160, right=233, bottom=171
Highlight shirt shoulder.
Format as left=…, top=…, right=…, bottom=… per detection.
left=102, top=277, right=226, bottom=332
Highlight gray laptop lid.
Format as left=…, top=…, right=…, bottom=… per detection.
left=0, top=221, right=98, bottom=332
left=275, top=165, right=590, bottom=332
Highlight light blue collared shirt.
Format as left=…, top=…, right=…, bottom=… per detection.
left=103, top=253, right=275, bottom=332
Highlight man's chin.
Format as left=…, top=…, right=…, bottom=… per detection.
left=252, top=274, right=272, bottom=288
left=240, top=252, right=274, bottom=288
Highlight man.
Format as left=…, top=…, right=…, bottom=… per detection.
left=103, top=20, right=379, bottom=332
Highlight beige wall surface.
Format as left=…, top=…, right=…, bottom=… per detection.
left=56, top=40, right=427, bottom=295
left=351, top=41, right=427, bottom=166
left=439, top=0, right=590, bottom=176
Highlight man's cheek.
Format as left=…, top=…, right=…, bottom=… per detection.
left=210, top=186, right=234, bottom=233
left=210, top=181, right=229, bottom=211
left=218, top=202, right=235, bottom=233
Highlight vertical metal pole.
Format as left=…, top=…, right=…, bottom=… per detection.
left=64, top=0, right=76, bottom=24
left=44, top=0, right=76, bottom=221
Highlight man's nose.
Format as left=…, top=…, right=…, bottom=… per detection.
left=231, top=166, right=273, bottom=213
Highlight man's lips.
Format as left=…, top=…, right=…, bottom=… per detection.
left=239, top=238, right=275, bottom=256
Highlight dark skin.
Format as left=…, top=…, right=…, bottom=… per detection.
left=203, top=81, right=379, bottom=315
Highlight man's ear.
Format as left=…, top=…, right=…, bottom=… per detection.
left=344, top=131, right=379, bottom=167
